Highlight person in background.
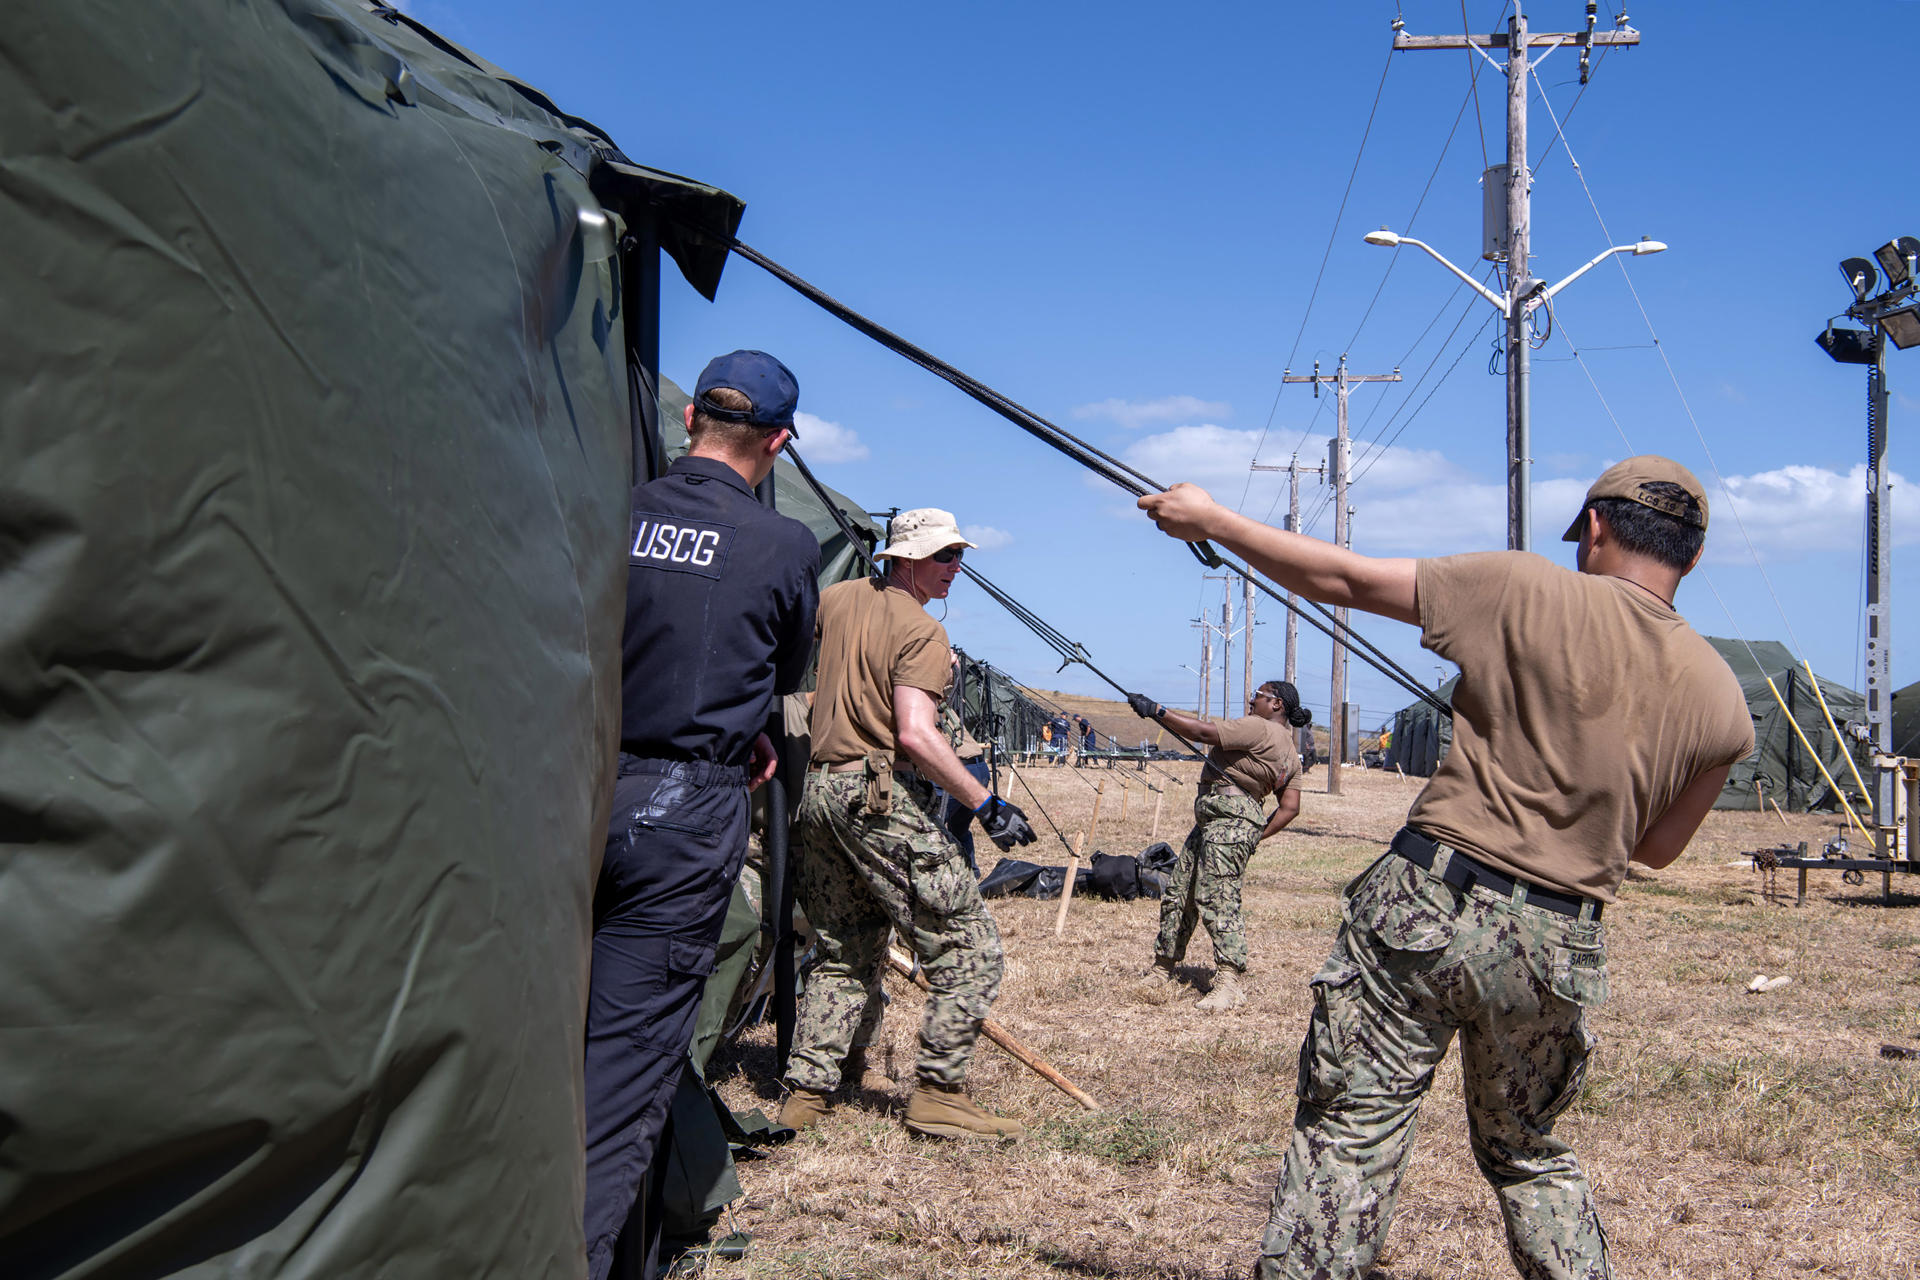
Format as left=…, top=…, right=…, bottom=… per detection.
left=1127, top=680, right=1311, bottom=1012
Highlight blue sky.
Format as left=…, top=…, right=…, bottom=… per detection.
left=406, top=0, right=1916, bottom=729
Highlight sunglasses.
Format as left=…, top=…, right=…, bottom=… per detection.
left=930, top=546, right=965, bottom=564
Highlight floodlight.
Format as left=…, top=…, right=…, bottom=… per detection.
left=1841, top=257, right=1880, bottom=301
left=1871, top=236, right=1920, bottom=287
left=1879, top=305, right=1920, bottom=351
left=1363, top=229, right=1401, bottom=247
left=1816, top=325, right=1879, bottom=364
left=1631, top=238, right=1668, bottom=255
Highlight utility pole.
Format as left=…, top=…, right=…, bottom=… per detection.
left=1392, top=6, right=1641, bottom=550
left=1282, top=357, right=1400, bottom=795
left=1221, top=597, right=1233, bottom=718
left=1243, top=573, right=1256, bottom=710
left=1249, top=457, right=1325, bottom=685
left=1191, top=618, right=1212, bottom=717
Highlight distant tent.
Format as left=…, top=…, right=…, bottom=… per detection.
left=953, top=648, right=1051, bottom=755
left=1385, top=676, right=1459, bottom=777
left=1705, top=638, right=1870, bottom=813
left=1892, top=680, right=1920, bottom=759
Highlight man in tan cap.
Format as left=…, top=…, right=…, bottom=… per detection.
left=780, top=508, right=1035, bottom=1140
left=1140, top=457, right=1754, bottom=1280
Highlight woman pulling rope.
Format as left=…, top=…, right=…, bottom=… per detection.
left=1127, top=680, right=1313, bottom=1012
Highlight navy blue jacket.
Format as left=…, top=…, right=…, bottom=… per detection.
left=618, top=455, right=819, bottom=767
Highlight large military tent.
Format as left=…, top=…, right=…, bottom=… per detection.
left=1707, top=638, right=1871, bottom=813
left=1383, top=676, right=1459, bottom=778
left=1892, top=680, right=1920, bottom=759
left=0, top=4, right=750, bottom=1275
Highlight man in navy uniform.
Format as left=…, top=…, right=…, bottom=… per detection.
left=584, top=351, right=820, bottom=1280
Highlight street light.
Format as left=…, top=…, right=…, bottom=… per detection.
left=1362, top=227, right=1667, bottom=551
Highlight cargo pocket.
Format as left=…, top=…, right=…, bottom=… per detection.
left=1549, top=929, right=1610, bottom=1010
left=1538, top=1021, right=1598, bottom=1126
left=907, top=837, right=976, bottom=917
left=669, top=934, right=717, bottom=982
left=1296, top=956, right=1362, bottom=1108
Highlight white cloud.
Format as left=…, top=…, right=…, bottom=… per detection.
left=962, top=525, right=1014, bottom=551
left=1071, top=395, right=1232, bottom=430
left=793, top=411, right=868, bottom=463
left=1713, top=462, right=1913, bottom=559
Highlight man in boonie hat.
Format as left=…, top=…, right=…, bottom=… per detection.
left=780, top=507, right=1036, bottom=1141
left=1137, top=456, right=1752, bottom=1280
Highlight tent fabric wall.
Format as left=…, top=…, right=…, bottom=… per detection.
left=1892, top=681, right=1920, bottom=759
left=0, top=4, right=739, bottom=1276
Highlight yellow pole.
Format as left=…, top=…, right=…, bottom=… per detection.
left=1763, top=675, right=1868, bottom=837
left=1802, top=660, right=1873, bottom=807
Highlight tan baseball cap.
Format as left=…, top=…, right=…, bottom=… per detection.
left=1561, top=455, right=1709, bottom=542
left=875, top=507, right=976, bottom=560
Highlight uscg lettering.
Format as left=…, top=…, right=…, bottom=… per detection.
left=630, top=513, right=734, bottom=581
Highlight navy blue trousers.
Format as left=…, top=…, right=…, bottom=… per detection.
left=583, top=756, right=747, bottom=1280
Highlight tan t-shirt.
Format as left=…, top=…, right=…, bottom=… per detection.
left=809, top=579, right=952, bottom=764
left=1205, top=715, right=1302, bottom=801
left=1407, top=551, right=1754, bottom=902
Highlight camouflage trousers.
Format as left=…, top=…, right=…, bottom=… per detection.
left=785, top=768, right=1002, bottom=1092
left=1154, top=791, right=1263, bottom=974
left=1257, top=843, right=1612, bottom=1280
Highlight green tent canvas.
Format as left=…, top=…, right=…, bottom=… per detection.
left=0, top=3, right=746, bottom=1274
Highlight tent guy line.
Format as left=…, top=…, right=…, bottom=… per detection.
left=726, top=235, right=1452, bottom=719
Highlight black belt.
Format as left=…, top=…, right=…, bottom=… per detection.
left=617, top=753, right=748, bottom=788
left=1390, top=827, right=1603, bottom=921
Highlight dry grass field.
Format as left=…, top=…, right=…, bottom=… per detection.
left=702, top=751, right=1920, bottom=1280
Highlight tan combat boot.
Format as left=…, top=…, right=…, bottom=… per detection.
left=777, top=1087, right=831, bottom=1132
left=1195, top=968, right=1246, bottom=1013
left=902, top=1081, right=1024, bottom=1141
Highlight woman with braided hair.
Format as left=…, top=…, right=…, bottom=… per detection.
left=1128, top=680, right=1312, bottom=1011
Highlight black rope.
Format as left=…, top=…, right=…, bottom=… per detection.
left=720, top=236, right=1449, bottom=720
left=783, top=441, right=881, bottom=576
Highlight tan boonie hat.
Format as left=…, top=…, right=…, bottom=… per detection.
left=876, top=507, right=976, bottom=560
left=1561, top=455, right=1709, bottom=542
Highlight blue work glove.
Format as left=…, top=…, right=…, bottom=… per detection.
left=1126, top=692, right=1165, bottom=721
left=972, top=795, right=1036, bottom=850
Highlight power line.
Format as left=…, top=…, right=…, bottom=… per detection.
left=1240, top=41, right=1399, bottom=510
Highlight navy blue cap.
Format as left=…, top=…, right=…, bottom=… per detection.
left=693, top=350, right=799, bottom=432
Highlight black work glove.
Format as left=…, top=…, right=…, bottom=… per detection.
left=1127, top=692, right=1165, bottom=721
left=972, top=795, right=1036, bottom=850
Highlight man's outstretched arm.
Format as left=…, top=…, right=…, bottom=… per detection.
left=1139, top=483, right=1419, bottom=626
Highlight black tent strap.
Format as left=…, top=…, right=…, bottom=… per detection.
left=720, top=237, right=1161, bottom=498
left=783, top=442, right=881, bottom=577
left=1218, top=556, right=1450, bottom=718
left=719, top=235, right=1448, bottom=721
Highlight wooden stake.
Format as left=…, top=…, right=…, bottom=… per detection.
left=1119, top=785, right=1130, bottom=824
left=1150, top=788, right=1165, bottom=840
left=886, top=948, right=1100, bottom=1111
left=1053, top=831, right=1085, bottom=936
left=1769, top=796, right=1790, bottom=830
left=1086, top=780, right=1106, bottom=850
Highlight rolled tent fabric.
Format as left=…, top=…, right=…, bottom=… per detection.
left=0, top=3, right=737, bottom=1274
